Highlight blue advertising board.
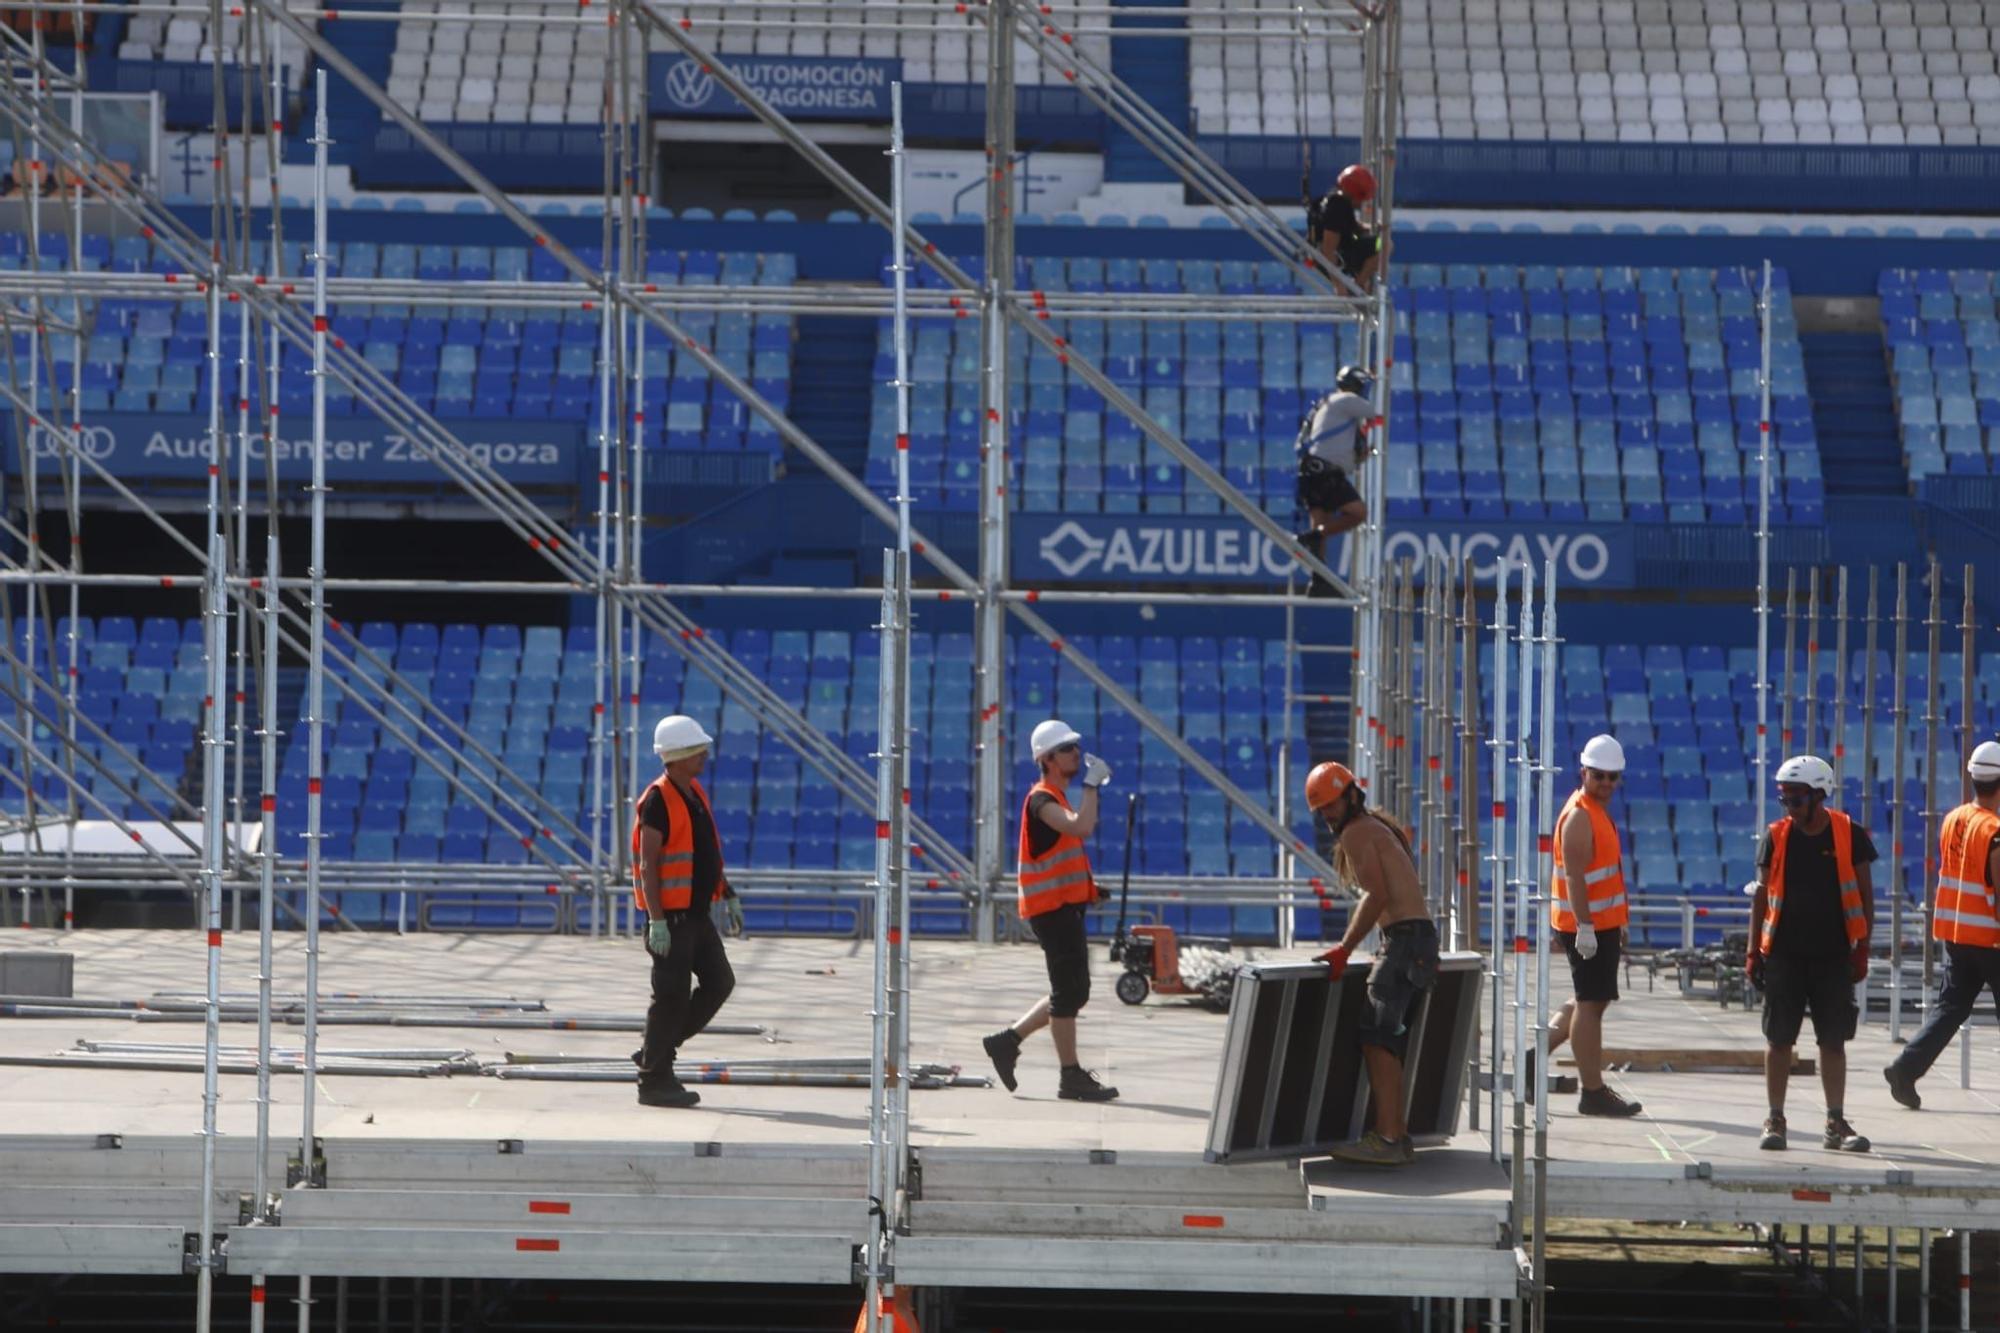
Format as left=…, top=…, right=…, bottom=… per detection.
left=649, top=53, right=901, bottom=121
left=1013, top=514, right=1635, bottom=589
left=6, top=415, right=580, bottom=488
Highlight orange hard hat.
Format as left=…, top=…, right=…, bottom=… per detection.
left=1337, top=163, right=1377, bottom=203
left=1305, top=761, right=1356, bottom=812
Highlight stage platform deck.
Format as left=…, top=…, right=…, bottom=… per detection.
left=1, top=929, right=1995, bottom=1296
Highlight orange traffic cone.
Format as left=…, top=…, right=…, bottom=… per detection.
left=853, top=1289, right=921, bottom=1333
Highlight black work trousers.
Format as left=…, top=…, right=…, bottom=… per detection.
left=637, top=908, right=736, bottom=1086
left=1890, top=941, right=2000, bottom=1083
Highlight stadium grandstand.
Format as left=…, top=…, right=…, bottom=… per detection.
left=3, top=0, right=2000, bottom=1329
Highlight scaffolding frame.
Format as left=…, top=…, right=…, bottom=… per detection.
left=0, top=2, right=1590, bottom=1326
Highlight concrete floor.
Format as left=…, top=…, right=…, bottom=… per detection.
left=1, top=927, right=1996, bottom=1177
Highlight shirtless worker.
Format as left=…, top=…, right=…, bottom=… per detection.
left=1306, top=760, right=1439, bottom=1166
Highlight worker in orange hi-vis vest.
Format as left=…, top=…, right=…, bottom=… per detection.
left=1537, top=734, right=1644, bottom=1118
left=1746, top=755, right=1875, bottom=1153
left=979, top=719, right=1119, bottom=1103
left=630, top=714, right=742, bottom=1110
left=1884, top=740, right=2000, bottom=1111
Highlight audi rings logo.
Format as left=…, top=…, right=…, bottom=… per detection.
left=661, top=58, right=716, bottom=111
left=28, top=422, right=116, bottom=461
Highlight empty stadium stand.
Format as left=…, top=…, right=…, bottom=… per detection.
left=865, top=258, right=1821, bottom=524
left=1883, top=268, right=2000, bottom=482
left=15, top=612, right=1989, bottom=946
left=1198, top=0, right=2000, bottom=147
left=0, top=232, right=795, bottom=445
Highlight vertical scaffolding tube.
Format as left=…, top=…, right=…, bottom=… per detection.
left=1531, top=557, right=1558, bottom=1333
left=1509, top=559, right=1534, bottom=1229
left=1781, top=568, right=1798, bottom=759
left=864, top=549, right=898, bottom=1333
left=1460, top=559, right=1479, bottom=957
left=1890, top=562, right=1909, bottom=1041
left=1804, top=568, right=1820, bottom=757
left=1833, top=568, right=1850, bottom=803
left=1863, top=568, right=1880, bottom=831
left=974, top=21, right=1016, bottom=931
left=1922, top=558, right=1942, bottom=1006
left=1754, top=261, right=1773, bottom=837
left=297, top=74, right=331, bottom=1332
left=1487, top=562, right=1510, bottom=1163
left=1959, top=564, right=1976, bottom=1089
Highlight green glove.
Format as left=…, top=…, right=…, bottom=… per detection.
left=724, top=895, right=745, bottom=937
left=646, top=917, right=673, bottom=957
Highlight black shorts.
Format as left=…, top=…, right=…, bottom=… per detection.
left=1361, top=919, right=1440, bottom=1058
left=1558, top=926, right=1622, bottom=1003
left=1029, top=901, right=1091, bottom=1019
left=1298, top=457, right=1362, bottom=512
left=1762, top=951, right=1858, bottom=1047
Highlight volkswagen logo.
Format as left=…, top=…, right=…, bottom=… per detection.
left=28, top=422, right=115, bottom=461
left=661, top=58, right=716, bottom=111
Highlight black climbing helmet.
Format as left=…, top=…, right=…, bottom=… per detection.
left=1335, top=364, right=1372, bottom=395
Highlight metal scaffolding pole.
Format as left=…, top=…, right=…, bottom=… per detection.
left=1833, top=567, right=1850, bottom=803
left=1959, top=564, right=1976, bottom=1088
left=1804, top=567, right=1820, bottom=758
left=1922, top=557, right=1943, bottom=1009
left=1863, top=568, right=1880, bottom=831
left=1754, top=260, right=1774, bottom=837
left=1487, top=560, right=1510, bottom=1164
left=973, top=11, right=1016, bottom=936
left=1531, top=556, right=1558, bottom=1333
left=1890, top=562, right=1909, bottom=1040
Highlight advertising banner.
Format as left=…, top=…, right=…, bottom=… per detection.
left=6, top=414, right=581, bottom=488
left=650, top=54, right=901, bottom=121
left=1012, top=514, right=1634, bottom=588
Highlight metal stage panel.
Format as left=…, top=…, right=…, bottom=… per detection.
left=0, top=1223, right=191, bottom=1276
left=892, top=1235, right=1523, bottom=1300
left=1206, top=955, right=1483, bottom=1163
left=225, top=1225, right=858, bottom=1285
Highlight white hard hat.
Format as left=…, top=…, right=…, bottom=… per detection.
left=652, top=714, right=713, bottom=761
left=1969, top=740, right=2000, bottom=780
left=1774, top=754, right=1835, bottom=796
left=1030, top=718, right=1084, bottom=762
left=1579, top=733, right=1626, bottom=773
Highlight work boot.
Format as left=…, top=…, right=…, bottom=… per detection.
left=1328, top=1130, right=1416, bottom=1167
left=637, top=1076, right=700, bottom=1109
left=1883, top=1063, right=1922, bottom=1110
left=982, top=1029, right=1022, bottom=1093
left=1758, top=1113, right=1787, bottom=1150
left=1057, top=1064, right=1119, bottom=1102
left=1823, top=1116, right=1870, bottom=1152
left=1576, top=1084, right=1643, bottom=1118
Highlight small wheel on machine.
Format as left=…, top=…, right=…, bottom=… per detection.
left=1114, top=970, right=1150, bottom=1005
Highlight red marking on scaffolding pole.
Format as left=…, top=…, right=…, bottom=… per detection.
left=515, top=1238, right=559, bottom=1252
left=528, top=1200, right=570, bottom=1215
left=1790, top=1189, right=1831, bottom=1203
left=207, top=930, right=222, bottom=948
left=1182, top=1214, right=1224, bottom=1229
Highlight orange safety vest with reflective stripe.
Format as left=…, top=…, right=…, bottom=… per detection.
left=630, top=775, right=721, bottom=914
left=1933, top=802, right=2000, bottom=948
left=1550, top=789, right=1628, bottom=932
left=1762, top=810, right=1867, bottom=954
left=1017, top=780, right=1095, bottom=919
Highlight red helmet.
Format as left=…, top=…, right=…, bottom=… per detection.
left=1305, top=761, right=1357, bottom=813
left=1337, top=163, right=1377, bottom=204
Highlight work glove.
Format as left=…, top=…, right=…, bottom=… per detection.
left=646, top=917, right=673, bottom=958
left=1745, top=949, right=1766, bottom=993
left=1081, top=753, right=1112, bottom=789
left=1316, top=944, right=1351, bottom=980
left=1574, top=923, right=1599, bottom=961
left=723, top=894, right=745, bottom=938
left=1849, top=940, right=1870, bottom=984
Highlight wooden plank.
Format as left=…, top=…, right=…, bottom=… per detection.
left=1558, top=1049, right=1814, bottom=1074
